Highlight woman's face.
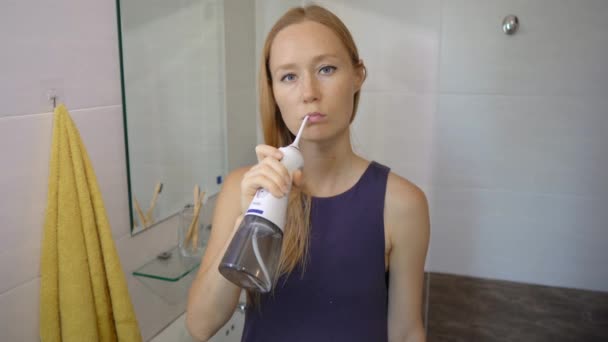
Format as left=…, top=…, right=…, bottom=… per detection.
left=268, top=20, right=364, bottom=143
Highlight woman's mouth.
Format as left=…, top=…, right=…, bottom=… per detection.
left=306, top=112, right=326, bottom=123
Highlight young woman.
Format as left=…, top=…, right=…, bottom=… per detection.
left=187, top=5, right=429, bottom=342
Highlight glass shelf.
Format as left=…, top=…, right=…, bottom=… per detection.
left=132, top=246, right=202, bottom=282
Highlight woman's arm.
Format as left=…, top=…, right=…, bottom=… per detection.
left=186, top=145, right=292, bottom=341
left=185, top=167, right=249, bottom=341
left=385, top=173, right=430, bottom=342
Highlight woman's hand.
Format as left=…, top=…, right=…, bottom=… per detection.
left=240, top=145, right=303, bottom=213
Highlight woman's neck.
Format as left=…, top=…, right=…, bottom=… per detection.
left=298, top=131, right=368, bottom=197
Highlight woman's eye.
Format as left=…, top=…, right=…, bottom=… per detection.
left=319, top=65, right=337, bottom=75
left=281, top=73, right=296, bottom=82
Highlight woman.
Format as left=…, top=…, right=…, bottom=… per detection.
left=186, top=5, right=429, bottom=342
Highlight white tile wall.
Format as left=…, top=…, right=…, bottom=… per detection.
left=224, top=0, right=258, bottom=171
left=433, top=94, right=608, bottom=197
left=225, top=88, right=258, bottom=170
left=339, top=0, right=441, bottom=93
left=0, top=279, right=40, bottom=341
left=0, top=0, right=121, bottom=117
left=426, top=187, right=608, bottom=291
left=429, top=0, right=608, bottom=292
left=440, top=0, right=608, bottom=96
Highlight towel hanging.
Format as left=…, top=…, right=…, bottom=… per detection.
left=40, top=103, right=142, bottom=342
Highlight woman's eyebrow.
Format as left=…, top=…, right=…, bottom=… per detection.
left=272, top=54, right=340, bottom=74
left=310, top=53, right=339, bottom=63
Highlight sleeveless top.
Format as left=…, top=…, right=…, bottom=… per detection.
left=241, top=161, right=391, bottom=342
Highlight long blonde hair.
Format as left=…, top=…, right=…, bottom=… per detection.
left=256, top=4, right=364, bottom=296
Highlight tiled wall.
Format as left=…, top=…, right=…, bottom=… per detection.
left=224, top=0, right=258, bottom=171
left=0, top=0, right=254, bottom=341
left=256, top=0, right=608, bottom=292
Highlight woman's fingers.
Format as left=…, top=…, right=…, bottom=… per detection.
left=248, top=153, right=290, bottom=189
left=241, top=159, right=292, bottom=212
left=244, top=168, right=288, bottom=197
left=261, top=157, right=291, bottom=186
left=255, top=145, right=283, bottom=162
left=241, top=144, right=305, bottom=213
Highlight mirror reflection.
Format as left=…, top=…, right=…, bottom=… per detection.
left=119, top=0, right=227, bottom=234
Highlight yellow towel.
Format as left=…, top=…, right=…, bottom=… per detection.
left=40, top=104, right=142, bottom=342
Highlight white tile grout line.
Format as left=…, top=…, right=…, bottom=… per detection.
left=0, top=104, right=123, bottom=121
left=424, top=0, right=443, bottom=332
left=0, top=276, right=39, bottom=298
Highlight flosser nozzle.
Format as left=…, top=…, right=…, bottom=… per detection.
left=291, top=115, right=309, bottom=148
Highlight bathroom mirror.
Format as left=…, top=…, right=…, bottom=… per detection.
left=117, top=0, right=227, bottom=235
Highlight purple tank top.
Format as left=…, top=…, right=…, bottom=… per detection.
left=241, top=161, right=390, bottom=342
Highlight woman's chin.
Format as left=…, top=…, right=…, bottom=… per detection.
left=302, top=128, right=350, bottom=145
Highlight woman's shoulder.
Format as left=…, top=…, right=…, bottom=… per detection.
left=217, top=165, right=254, bottom=199
left=225, top=165, right=253, bottom=183
left=386, top=172, right=426, bottom=205
left=224, top=164, right=257, bottom=186
left=384, top=171, right=429, bottom=227
left=366, top=158, right=425, bottom=208
left=383, top=171, right=430, bottom=253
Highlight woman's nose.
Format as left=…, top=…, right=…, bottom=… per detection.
left=300, top=75, right=320, bottom=103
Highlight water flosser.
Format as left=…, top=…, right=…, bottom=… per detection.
left=219, top=116, right=309, bottom=293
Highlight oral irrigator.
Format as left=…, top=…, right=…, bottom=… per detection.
left=219, top=116, right=309, bottom=293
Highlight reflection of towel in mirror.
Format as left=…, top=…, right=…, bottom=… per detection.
left=40, top=104, right=142, bottom=342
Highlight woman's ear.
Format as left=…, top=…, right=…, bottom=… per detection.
left=354, top=59, right=367, bottom=92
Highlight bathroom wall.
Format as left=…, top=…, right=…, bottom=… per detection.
left=255, top=0, right=608, bottom=292
left=224, top=0, right=258, bottom=171
left=0, top=0, right=255, bottom=340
